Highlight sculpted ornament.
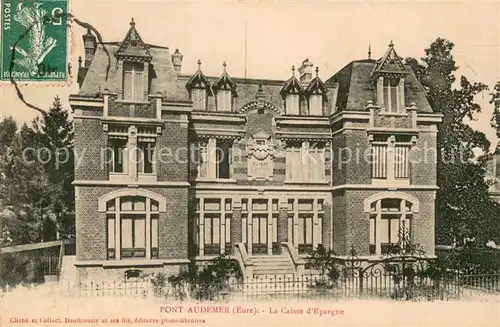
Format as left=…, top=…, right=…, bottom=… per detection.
left=246, top=131, right=275, bottom=180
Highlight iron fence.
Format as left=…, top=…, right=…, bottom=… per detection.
left=54, top=270, right=500, bottom=302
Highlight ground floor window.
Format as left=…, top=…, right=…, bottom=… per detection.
left=193, top=196, right=326, bottom=256
left=369, top=198, right=413, bottom=255
left=195, top=198, right=232, bottom=256
left=106, top=196, right=160, bottom=260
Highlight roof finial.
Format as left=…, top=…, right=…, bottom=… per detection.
left=130, top=18, right=135, bottom=26
left=315, top=66, right=319, bottom=77
left=223, top=61, right=227, bottom=72
left=197, top=59, right=201, bottom=70
left=368, top=42, right=372, bottom=59
left=292, top=65, right=295, bottom=76
left=389, top=40, right=394, bottom=47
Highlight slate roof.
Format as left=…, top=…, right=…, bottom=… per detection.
left=78, top=40, right=336, bottom=112
left=326, top=59, right=433, bottom=113
left=77, top=28, right=431, bottom=114
left=78, top=42, right=189, bottom=101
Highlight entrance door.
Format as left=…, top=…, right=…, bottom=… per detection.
left=252, top=214, right=268, bottom=254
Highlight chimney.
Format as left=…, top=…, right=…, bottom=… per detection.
left=298, top=58, right=314, bottom=83
left=82, top=28, right=97, bottom=68
left=172, top=49, right=183, bottom=73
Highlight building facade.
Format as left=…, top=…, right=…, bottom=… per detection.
left=70, top=20, right=442, bottom=281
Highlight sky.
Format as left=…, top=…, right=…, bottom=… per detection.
left=1, top=0, right=499, bottom=149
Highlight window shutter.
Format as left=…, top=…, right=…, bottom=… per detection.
left=123, top=70, right=132, bottom=100
left=135, top=69, right=144, bottom=101
left=309, top=95, right=322, bottom=116
left=286, top=94, right=299, bottom=115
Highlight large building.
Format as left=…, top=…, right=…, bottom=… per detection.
left=69, top=20, right=442, bottom=281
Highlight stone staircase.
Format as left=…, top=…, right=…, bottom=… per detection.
left=250, top=255, right=295, bottom=278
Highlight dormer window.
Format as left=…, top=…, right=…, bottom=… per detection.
left=373, top=42, right=407, bottom=113
left=186, top=60, right=212, bottom=111
left=305, top=67, right=327, bottom=116
left=116, top=19, right=152, bottom=102
left=217, top=89, right=232, bottom=112
left=285, top=94, right=299, bottom=115
left=191, top=88, right=207, bottom=110
left=309, top=94, right=322, bottom=116
left=123, top=62, right=144, bottom=101
left=383, top=77, right=400, bottom=113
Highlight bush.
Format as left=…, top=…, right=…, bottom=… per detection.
left=308, top=245, right=340, bottom=290
left=151, top=254, right=242, bottom=301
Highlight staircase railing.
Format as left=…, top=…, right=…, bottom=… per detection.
left=281, top=242, right=305, bottom=276
left=234, top=243, right=253, bottom=279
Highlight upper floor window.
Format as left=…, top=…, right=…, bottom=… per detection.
left=285, top=94, right=300, bottom=115
left=137, top=142, right=155, bottom=174
left=123, top=62, right=144, bottom=101
left=110, top=138, right=127, bottom=173
left=309, top=94, right=323, bottom=116
left=193, top=138, right=233, bottom=179
left=106, top=125, right=158, bottom=181
left=286, top=141, right=325, bottom=181
left=371, top=135, right=412, bottom=181
left=192, top=88, right=207, bottom=110
left=217, top=90, right=232, bottom=111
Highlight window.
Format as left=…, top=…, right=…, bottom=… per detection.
left=394, top=137, right=411, bottom=179
left=110, top=138, right=127, bottom=173
left=287, top=198, right=323, bottom=253
left=309, top=95, right=323, bottom=116
left=298, top=200, right=314, bottom=254
left=286, top=94, right=299, bottom=115
left=195, top=198, right=233, bottom=256
left=192, top=88, right=207, bottom=110
left=371, top=135, right=411, bottom=180
left=216, top=140, right=232, bottom=179
left=286, top=141, right=325, bottom=181
left=371, top=136, right=387, bottom=179
left=383, top=77, right=399, bottom=113
left=106, top=196, right=160, bottom=260
left=204, top=214, right=220, bottom=255
left=217, top=90, right=232, bottom=111
left=194, top=138, right=232, bottom=179
left=123, top=62, right=144, bottom=101
left=137, top=142, right=155, bottom=174
left=369, top=198, right=413, bottom=255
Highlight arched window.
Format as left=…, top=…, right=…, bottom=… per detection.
left=368, top=197, right=415, bottom=255
left=106, top=196, right=160, bottom=260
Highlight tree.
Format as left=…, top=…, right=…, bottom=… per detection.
left=0, top=96, right=75, bottom=246
left=406, top=38, right=500, bottom=246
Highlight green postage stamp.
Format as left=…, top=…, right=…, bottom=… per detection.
left=1, top=0, right=69, bottom=82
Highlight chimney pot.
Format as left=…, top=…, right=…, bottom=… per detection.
left=298, top=58, right=314, bottom=83
left=171, top=49, right=183, bottom=73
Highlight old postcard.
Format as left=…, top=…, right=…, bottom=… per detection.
left=1, top=0, right=500, bottom=326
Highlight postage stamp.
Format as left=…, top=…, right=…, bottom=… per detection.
left=1, top=0, right=69, bottom=82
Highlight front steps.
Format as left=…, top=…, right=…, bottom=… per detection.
left=250, top=255, right=295, bottom=278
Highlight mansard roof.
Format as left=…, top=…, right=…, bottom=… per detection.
left=326, top=58, right=432, bottom=113
left=280, top=67, right=303, bottom=98
left=186, top=60, right=213, bottom=94
left=371, top=41, right=407, bottom=76
left=305, top=68, right=328, bottom=96
left=79, top=42, right=188, bottom=101
left=116, top=19, right=152, bottom=61
left=212, top=62, right=237, bottom=95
